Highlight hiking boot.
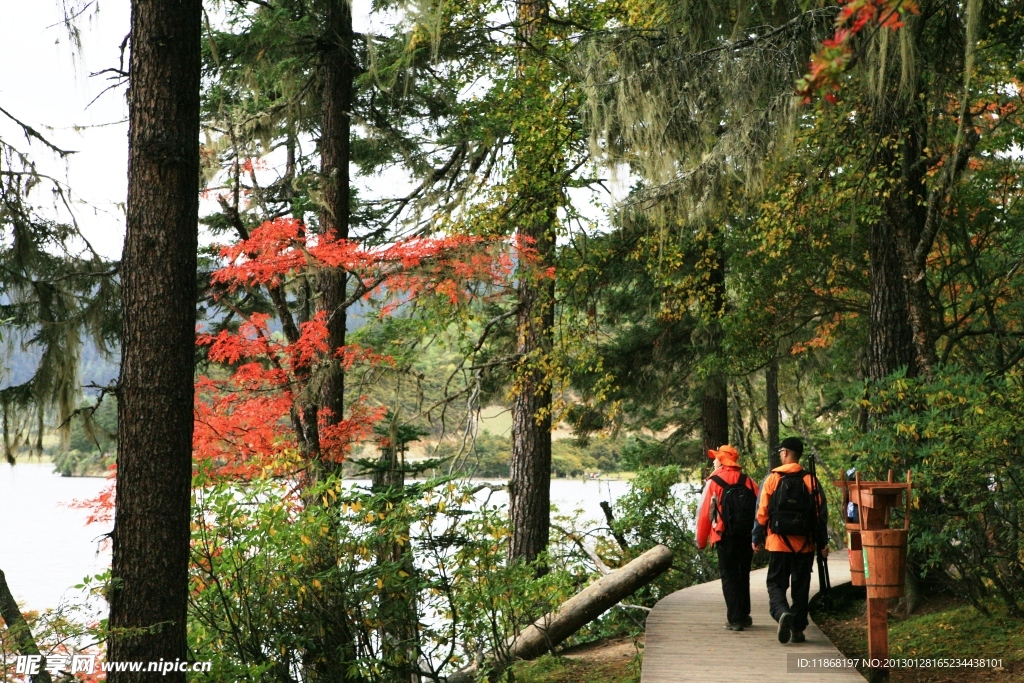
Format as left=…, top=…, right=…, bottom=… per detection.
left=725, top=622, right=745, bottom=631
left=742, top=616, right=753, bottom=628
left=791, top=630, right=806, bottom=643
left=777, top=612, right=794, bottom=643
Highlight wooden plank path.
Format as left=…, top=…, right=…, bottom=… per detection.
left=642, top=550, right=866, bottom=682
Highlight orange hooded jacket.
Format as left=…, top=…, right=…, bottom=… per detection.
left=697, top=445, right=759, bottom=549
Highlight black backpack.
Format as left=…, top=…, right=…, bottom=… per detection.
left=768, top=471, right=816, bottom=542
left=710, top=474, right=757, bottom=539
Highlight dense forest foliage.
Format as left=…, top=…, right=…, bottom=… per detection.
left=3, top=0, right=1024, bottom=680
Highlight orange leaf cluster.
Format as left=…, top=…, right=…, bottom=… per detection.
left=796, top=0, right=919, bottom=104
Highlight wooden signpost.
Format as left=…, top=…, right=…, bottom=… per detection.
left=835, top=470, right=914, bottom=682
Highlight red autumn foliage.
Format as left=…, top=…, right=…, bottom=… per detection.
left=796, top=0, right=919, bottom=104
left=76, top=217, right=523, bottom=519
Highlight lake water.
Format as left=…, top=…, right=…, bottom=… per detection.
left=0, top=463, right=643, bottom=612
left=0, top=462, right=113, bottom=613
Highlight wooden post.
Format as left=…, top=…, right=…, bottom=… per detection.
left=845, top=471, right=914, bottom=682
left=867, top=598, right=889, bottom=680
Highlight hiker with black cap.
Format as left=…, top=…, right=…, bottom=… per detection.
left=752, top=436, right=829, bottom=644
left=698, top=444, right=759, bottom=631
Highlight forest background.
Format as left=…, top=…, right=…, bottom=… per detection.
left=3, top=0, right=1024, bottom=681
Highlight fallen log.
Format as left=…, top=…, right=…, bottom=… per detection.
left=445, top=544, right=673, bottom=683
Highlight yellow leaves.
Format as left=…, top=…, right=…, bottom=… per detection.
left=895, top=422, right=919, bottom=440
left=301, top=534, right=311, bottom=546
left=313, top=579, right=322, bottom=590
left=376, top=578, right=384, bottom=590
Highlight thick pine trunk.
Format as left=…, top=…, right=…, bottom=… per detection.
left=108, top=2, right=201, bottom=681
left=508, top=0, right=555, bottom=567
left=701, top=375, right=729, bottom=454
left=700, top=248, right=729, bottom=455
left=766, top=358, right=780, bottom=469
left=868, top=216, right=916, bottom=382
left=509, top=234, right=555, bottom=564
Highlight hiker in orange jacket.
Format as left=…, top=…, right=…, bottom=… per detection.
left=751, top=437, right=829, bottom=645
left=697, top=444, right=759, bottom=631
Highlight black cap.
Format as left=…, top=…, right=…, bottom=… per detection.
left=779, top=436, right=804, bottom=456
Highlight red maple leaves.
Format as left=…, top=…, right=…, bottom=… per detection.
left=797, top=0, right=919, bottom=104
left=76, top=217, right=521, bottom=521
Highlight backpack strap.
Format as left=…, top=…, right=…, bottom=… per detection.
left=708, top=475, right=729, bottom=529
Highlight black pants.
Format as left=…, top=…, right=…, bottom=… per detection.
left=716, top=535, right=753, bottom=625
left=766, top=551, right=815, bottom=632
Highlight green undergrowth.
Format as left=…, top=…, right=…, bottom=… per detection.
left=812, top=582, right=1024, bottom=681
left=510, top=651, right=641, bottom=683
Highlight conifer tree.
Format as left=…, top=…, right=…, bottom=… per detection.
left=107, top=1, right=202, bottom=681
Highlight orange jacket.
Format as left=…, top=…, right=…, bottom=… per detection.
left=697, top=465, right=759, bottom=549
left=753, top=463, right=828, bottom=553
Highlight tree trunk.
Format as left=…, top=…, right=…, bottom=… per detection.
left=508, top=0, right=555, bottom=568
left=509, top=254, right=555, bottom=565
left=868, top=216, right=916, bottom=382
left=108, top=2, right=201, bottom=681
left=317, top=0, right=354, bottom=437
left=299, top=4, right=361, bottom=681
left=373, top=445, right=420, bottom=683
left=766, top=358, right=780, bottom=469
left=701, top=375, right=729, bottom=454
left=701, top=249, right=729, bottom=455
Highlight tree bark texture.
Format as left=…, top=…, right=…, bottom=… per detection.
left=446, top=545, right=674, bottom=683
left=700, top=249, right=729, bottom=455
left=701, top=374, right=729, bottom=454
left=508, top=0, right=556, bottom=567
left=766, top=358, right=780, bottom=469
left=317, top=0, right=354, bottom=435
left=868, top=215, right=916, bottom=382
left=108, top=2, right=201, bottom=681
left=509, top=237, right=555, bottom=565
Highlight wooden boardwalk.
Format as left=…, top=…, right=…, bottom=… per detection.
left=642, top=550, right=865, bottom=682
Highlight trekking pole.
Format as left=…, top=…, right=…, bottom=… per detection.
left=809, top=453, right=831, bottom=593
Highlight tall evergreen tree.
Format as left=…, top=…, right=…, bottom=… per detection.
left=107, top=1, right=202, bottom=681
left=507, top=0, right=556, bottom=567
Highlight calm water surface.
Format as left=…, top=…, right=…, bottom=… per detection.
left=1, top=464, right=646, bottom=612
left=0, top=462, right=112, bottom=612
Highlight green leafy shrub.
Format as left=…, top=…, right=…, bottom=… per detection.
left=834, top=368, right=1024, bottom=616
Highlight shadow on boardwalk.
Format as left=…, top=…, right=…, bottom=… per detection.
left=642, top=550, right=866, bottom=682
